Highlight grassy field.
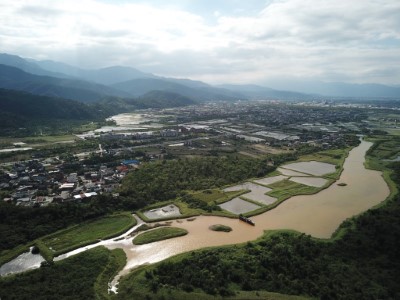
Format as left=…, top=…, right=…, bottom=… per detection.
left=266, top=179, right=321, bottom=201
left=40, top=213, right=136, bottom=258
left=296, top=148, right=349, bottom=165
left=132, top=227, right=188, bottom=245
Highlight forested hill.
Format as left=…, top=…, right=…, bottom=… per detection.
left=0, top=88, right=198, bottom=135
left=0, top=64, right=129, bottom=102
left=0, top=89, right=108, bottom=134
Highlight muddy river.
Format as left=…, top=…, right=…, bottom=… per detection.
left=105, top=140, right=390, bottom=285
left=1, top=140, right=390, bottom=290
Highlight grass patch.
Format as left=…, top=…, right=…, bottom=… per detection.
left=39, top=213, right=136, bottom=257
left=266, top=179, right=320, bottom=201
left=209, top=224, right=232, bottom=232
left=132, top=227, right=188, bottom=245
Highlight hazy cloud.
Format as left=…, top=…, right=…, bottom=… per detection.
left=0, top=0, right=399, bottom=85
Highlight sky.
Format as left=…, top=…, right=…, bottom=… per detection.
left=0, top=0, right=399, bottom=86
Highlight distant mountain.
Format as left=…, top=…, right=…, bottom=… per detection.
left=112, top=78, right=243, bottom=101
left=161, top=77, right=210, bottom=89
left=217, top=84, right=312, bottom=100
left=0, top=64, right=129, bottom=102
left=32, top=60, right=155, bottom=85
left=0, top=53, right=69, bottom=78
left=4, top=52, right=398, bottom=99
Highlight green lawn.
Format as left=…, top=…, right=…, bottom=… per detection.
left=40, top=213, right=136, bottom=256
left=132, top=227, right=188, bottom=245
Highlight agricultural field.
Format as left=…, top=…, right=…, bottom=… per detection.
left=266, top=179, right=320, bottom=201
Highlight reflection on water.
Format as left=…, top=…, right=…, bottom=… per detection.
left=0, top=247, right=45, bottom=277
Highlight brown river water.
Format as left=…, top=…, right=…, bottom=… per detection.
left=104, top=140, right=390, bottom=287
left=2, top=139, right=389, bottom=286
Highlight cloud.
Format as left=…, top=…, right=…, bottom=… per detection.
left=0, top=0, right=399, bottom=85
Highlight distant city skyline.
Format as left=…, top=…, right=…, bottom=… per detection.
left=0, top=0, right=399, bottom=86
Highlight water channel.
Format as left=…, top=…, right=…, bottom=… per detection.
left=1, top=140, right=391, bottom=291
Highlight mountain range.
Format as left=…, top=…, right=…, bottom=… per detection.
left=0, top=53, right=399, bottom=107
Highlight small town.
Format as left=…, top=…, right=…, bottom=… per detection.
left=0, top=101, right=376, bottom=208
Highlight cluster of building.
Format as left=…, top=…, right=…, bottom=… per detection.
left=0, top=158, right=139, bottom=207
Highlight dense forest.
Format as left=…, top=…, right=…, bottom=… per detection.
left=115, top=161, right=400, bottom=299
left=119, top=155, right=289, bottom=206
left=0, top=247, right=125, bottom=300
left=0, top=88, right=111, bottom=136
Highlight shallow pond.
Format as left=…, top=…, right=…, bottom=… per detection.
left=253, top=175, right=287, bottom=186
left=277, top=167, right=310, bottom=176
left=223, top=182, right=276, bottom=205
left=289, top=176, right=328, bottom=187
left=282, top=161, right=336, bottom=176
left=218, top=197, right=261, bottom=214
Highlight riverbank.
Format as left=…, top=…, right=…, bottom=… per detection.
left=100, top=139, right=389, bottom=293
